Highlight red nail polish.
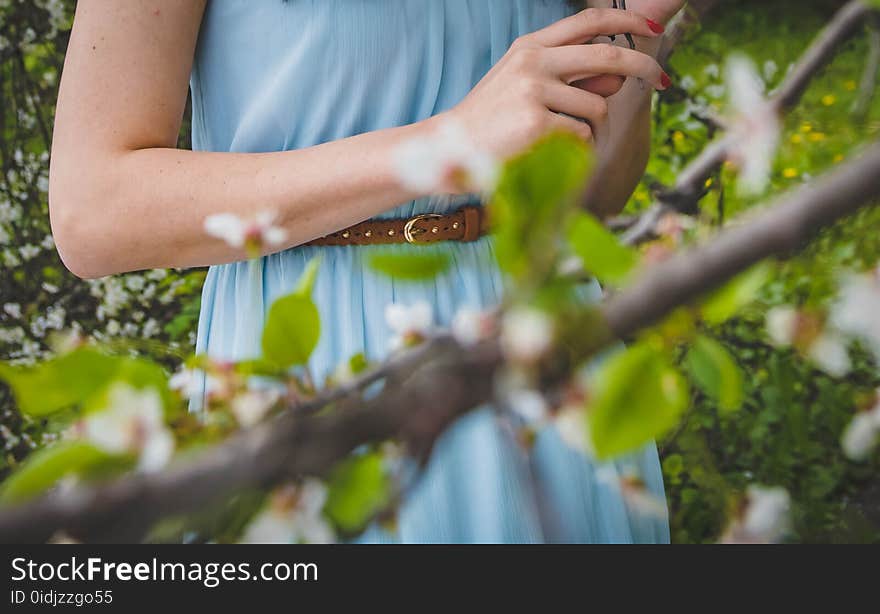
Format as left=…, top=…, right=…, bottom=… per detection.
left=660, top=72, right=672, bottom=88
left=647, top=19, right=665, bottom=34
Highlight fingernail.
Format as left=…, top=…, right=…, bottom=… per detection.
left=647, top=19, right=665, bottom=34
left=660, top=72, right=672, bottom=89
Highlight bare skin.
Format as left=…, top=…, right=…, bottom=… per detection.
left=49, top=0, right=683, bottom=279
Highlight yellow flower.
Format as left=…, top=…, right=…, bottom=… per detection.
left=808, top=132, right=826, bottom=142
left=673, top=130, right=685, bottom=145
left=844, top=80, right=857, bottom=91
left=800, top=123, right=813, bottom=133
left=821, top=94, right=837, bottom=107
left=783, top=168, right=798, bottom=179
left=704, top=177, right=713, bottom=188
left=833, top=154, right=844, bottom=163
left=790, top=134, right=803, bottom=145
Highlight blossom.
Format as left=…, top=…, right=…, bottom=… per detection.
left=725, top=55, right=781, bottom=195
left=765, top=306, right=851, bottom=377
left=500, top=307, right=554, bottom=364
left=841, top=394, right=880, bottom=461
left=804, top=332, right=851, bottom=378
left=721, top=485, right=790, bottom=544
left=240, top=480, right=336, bottom=544
left=231, top=388, right=281, bottom=428
left=168, top=367, right=222, bottom=399
left=385, top=301, right=433, bottom=351
left=204, top=210, right=288, bottom=257
left=765, top=306, right=798, bottom=347
left=596, top=467, right=668, bottom=519
left=80, top=384, right=174, bottom=473
left=392, top=120, right=499, bottom=194
left=557, top=255, right=585, bottom=277
left=553, top=406, right=591, bottom=454
left=451, top=306, right=494, bottom=347
left=3, top=303, right=21, bottom=319
left=831, top=268, right=880, bottom=364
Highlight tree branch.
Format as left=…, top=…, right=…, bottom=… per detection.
left=1, top=141, right=878, bottom=544
left=612, top=0, right=875, bottom=245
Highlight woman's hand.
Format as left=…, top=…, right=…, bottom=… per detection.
left=613, top=0, right=686, bottom=26
left=446, top=7, right=670, bottom=157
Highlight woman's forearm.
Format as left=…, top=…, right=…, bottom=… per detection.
left=51, top=1, right=672, bottom=278
left=588, top=35, right=659, bottom=218
left=50, top=116, right=442, bottom=279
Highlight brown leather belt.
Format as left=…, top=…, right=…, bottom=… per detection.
left=304, top=205, right=490, bottom=247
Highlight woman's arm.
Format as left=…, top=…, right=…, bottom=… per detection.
left=586, top=0, right=685, bottom=218
left=50, top=1, right=444, bottom=278
left=50, top=1, right=667, bottom=279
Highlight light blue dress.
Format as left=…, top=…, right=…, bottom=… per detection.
left=190, top=0, right=669, bottom=543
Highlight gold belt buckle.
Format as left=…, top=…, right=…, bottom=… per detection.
left=403, top=213, right=443, bottom=244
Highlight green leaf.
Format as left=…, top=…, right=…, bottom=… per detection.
left=685, top=335, right=745, bottom=412
left=567, top=212, right=639, bottom=284
left=368, top=250, right=451, bottom=281
left=588, top=343, right=689, bottom=459
left=347, top=353, right=369, bottom=376
left=700, top=262, right=771, bottom=324
left=492, top=133, right=594, bottom=280
left=262, top=294, right=321, bottom=368
left=0, top=441, right=117, bottom=503
left=261, top=261, right=323, bottom=368
left=0, top=348, right=170, bottom=418
left=323, top=452, right=391, bottom=534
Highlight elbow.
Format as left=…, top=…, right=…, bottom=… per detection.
left=49, top=183, right=117, bottom=280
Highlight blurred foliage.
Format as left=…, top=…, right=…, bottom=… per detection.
left=0, top=0, right=203, bottom=484
left=647, top=0, right=880, bottom=543
left=0, top=0, right=879, bottom=542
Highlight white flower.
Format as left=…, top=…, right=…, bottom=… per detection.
left=385, top=301, right=433, bottom=351
left=393, top=120, right=499, bottom=194
left=766, top=306, right=852, bottom=377
left=231, top=389, right=281, bottom=428
left=725, top=55, right=781, bottom=195
left=742, top=486, right=790, bottom=541
left=806, top=332, right=851, bottom=378
left=765, top=306, right=798, bottom=347
left=620, top=477, right=669, bottom=520
left=722, top=485, right=790, bottom=544
left=240, top=480, right=336, bottom=544
left=553, top=406, right=591, bottom=454
left=831, top=269, right=880, bottom=363
left=500, top=307, right=554, bottom=364
left=596, top=467, right=668, bottom=519
left=204, top=210, right=288, bottom=255
left=168, top=367, right=221, bottom=399
left=451, top=307, right=493, bottom=347
left=557, top=255, right=585, bottom=277
left=19, top=244, right=40, bottom=261
left=81, top=384, right=174, bottom=473
left=3, top=303, right=21, bottom=319
left=841, top=396, right=880, bottom=461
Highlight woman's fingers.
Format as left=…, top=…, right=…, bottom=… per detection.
left=546, top=112, right=595, bottom=144
left=523, top=7, right=664, bottom=48
left=574, top=74, right=626, bottom=98
left=544, top=44, right=670, bottom=89
left=542, top=83, right=611, bottom=146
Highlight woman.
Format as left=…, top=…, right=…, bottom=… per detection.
left=49, top=0, right=682, bottom=543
